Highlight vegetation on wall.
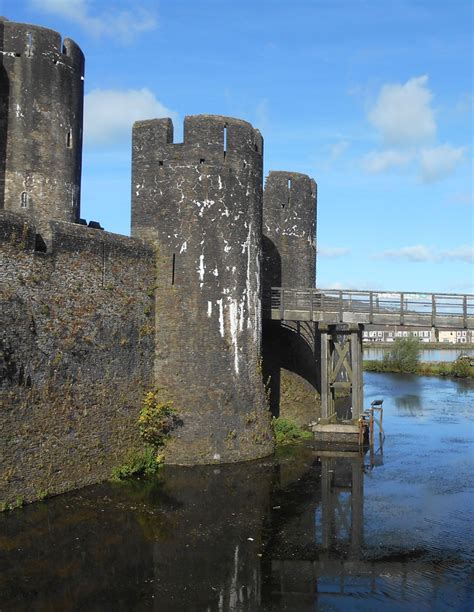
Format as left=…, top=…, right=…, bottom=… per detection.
left=112, top=389, right=180, bottom=480
left=272, top=417, right=313, bottom=446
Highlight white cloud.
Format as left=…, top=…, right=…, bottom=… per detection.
left=375, top=245, right=474, bottom=264
left=376, top=245, right=434, bottom=262
left=84, top=88, right=177, bottom=147
left=420, top=144, right=466, bottom=183
left=321, top=280, right=376, bottom=291
left=318, top=246, right=351, bottom=258
left=30, top=0, right=157, bottom=42
left=362, top=78, right=467, bottom=182
left=330, top=141, right=349, bottom=159
left=368, top=75, right=436, bottom=146
left=362, top=149, right=413, bottom=174
left=440, top=246, right=474, bottom=264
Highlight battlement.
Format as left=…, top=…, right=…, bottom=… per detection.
left=265, top=171, right=317, bottom=208
left=0, top=19, right=84, bottom=72
left=133, top=114, right=263, bottom=166
left=0, top=210, right=151, bottom=260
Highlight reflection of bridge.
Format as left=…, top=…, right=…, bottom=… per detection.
left=268, top=448, right=460, bottom=610
left=266, top=288, right=474, bottom=329
left=264, top=287, right=474, bottom=434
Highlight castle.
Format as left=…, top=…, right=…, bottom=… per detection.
left=0, top=19, right=318, bottom=505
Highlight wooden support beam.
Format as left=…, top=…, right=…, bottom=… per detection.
left=350, top=327, right=363, bottom=418
left=321, top=330, right=329, bottom=419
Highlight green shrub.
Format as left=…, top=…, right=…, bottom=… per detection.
left=272, top=417, right=313, bottom=445
left=112, top=389, right=179, bottom=481
left=451, top=356, right=474, bottom=378
left=111, top=447, right=159, bottom=481
left=436, top=362, right=451, bottom=377
left=138, top=390, right=177, bottom=447
left=383, top=337, right=421, bottom=373
left=363, top=360, right=386, bottom=373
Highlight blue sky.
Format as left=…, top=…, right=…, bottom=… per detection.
left=2, top=0, right=472, bottom=293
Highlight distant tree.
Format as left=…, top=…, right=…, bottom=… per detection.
left=383, top=337, right=422, bottom=373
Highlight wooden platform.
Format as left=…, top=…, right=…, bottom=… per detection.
left=311, top=422, right=360, bottom=444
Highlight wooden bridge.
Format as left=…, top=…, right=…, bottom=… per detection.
left=263, top=287, right=474, bottom=437
left=265, top=287, right=474, bottom=329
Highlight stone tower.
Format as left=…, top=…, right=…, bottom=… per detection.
left=0, top=18, right=84, bottom=234
left=262, top=170, right=318, bottom=422
left=132, top=115, right=273, bottom=464
left=262, top=171, right=317, bottom=290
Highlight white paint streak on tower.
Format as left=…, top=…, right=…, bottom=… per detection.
left=198, top=254, right=205, bottom=288
left=229, top=298, right=239, bottom=374
left=217, top=298, right=224, bottom=337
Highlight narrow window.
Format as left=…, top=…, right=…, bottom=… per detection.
left=26, top=32, right=33, bottom=57
left=171, top=254, right=176, bottom=285
left=223, top=125, right=227, bottom=159
left=200, top=158, right=205, bottom=164
left=158, top=160, right=163, bottom=166
left=66, top=129, right=72, bottom=148
left=20, top=192, right=29, bottom=208
left=287, top=177, right=292, bottom=207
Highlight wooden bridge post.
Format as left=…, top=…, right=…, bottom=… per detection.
left=320, top=324, right=363, bottom=424
left=350, top=325, right=363, bottom=419
left=320, top=326, right=330, bottom=420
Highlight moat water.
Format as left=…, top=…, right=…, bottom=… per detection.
left=0, top=373, right=473, bottom=611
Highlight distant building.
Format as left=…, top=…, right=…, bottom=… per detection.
left=438, top=330, right=470, bottom=344
left=362, top=325, right=472, bottom=344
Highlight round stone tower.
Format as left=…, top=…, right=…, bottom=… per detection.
left=262, top=171, right=319, bottom=423
left=262, top=171, right=317, bottom=290
left=132, top=114, right=273, bottom=464
left=0, top=18, right=84, bottom=233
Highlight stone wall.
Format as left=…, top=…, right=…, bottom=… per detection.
left=0, top=211, right=155, bottom=506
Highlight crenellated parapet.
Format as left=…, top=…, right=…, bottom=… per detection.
left=132, top=115, right=263, bottom=242
left=131, top=114, right=273, bottom=464
left=0, top=18, right=84, bottom=235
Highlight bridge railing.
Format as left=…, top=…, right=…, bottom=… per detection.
left=265, top=288, right=474, bottom=329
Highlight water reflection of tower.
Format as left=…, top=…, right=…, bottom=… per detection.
left=150, top=461, right=273, bottom=611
